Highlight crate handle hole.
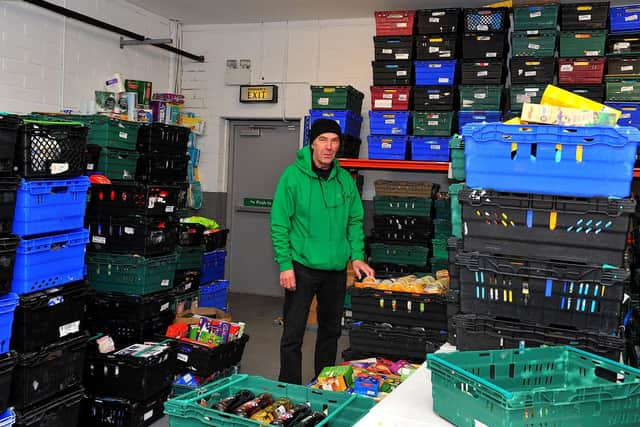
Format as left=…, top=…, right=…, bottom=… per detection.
left=594, top=366, right=624, bottom=383
left=530, top=143, right=537, bottom=161
left=50, top=186, right=68, bottom=193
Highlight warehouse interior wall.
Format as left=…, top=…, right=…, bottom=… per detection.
left=0, top=0, right=173, bottom=114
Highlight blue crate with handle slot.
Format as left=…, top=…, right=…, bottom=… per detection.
left=610, top=5, right=640, bottom=33
left=0, top=293, right=18, bottom=354
left=199, top=280, right=229, bottom=311
left=415, top=60, right=457, bottom=85
left=309, top=110, right=363, bottom=138
left=369, top=111, right=411, bottom=135
left=201, top=250, right=226, bottom=284
left=410, top=137, right=450, bottom=161
left=367, top=136, right=408, bottom=160
left=606, top=102, right=640, bottom=128
left=463, top=123, right=640, bottom=198
left=458, top=111, right=502, bottom=133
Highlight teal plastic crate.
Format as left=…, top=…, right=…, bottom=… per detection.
left=449, top=135, right=465, bottom=181
left=448, top=183, right=465, bottom=238
left=164, top=374, right=375, bottom=427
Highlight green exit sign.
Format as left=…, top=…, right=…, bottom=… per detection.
left=244, top=198, right=273, bottom=208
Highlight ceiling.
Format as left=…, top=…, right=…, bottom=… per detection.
left=125, top=0, right=469, bottom=25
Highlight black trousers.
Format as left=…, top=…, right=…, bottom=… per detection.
left=278, top=261, right=346, bottom=385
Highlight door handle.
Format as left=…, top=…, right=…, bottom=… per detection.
left=235, top=205, right=271, bottom=214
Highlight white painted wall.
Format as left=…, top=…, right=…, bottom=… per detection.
left=0, top=0, right=174, bottom=114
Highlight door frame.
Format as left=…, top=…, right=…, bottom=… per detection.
left=225, top=118, right=303, bottom=288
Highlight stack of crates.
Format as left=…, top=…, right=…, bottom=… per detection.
left=198, top=227, right=230, bottom=312
left=509, top=3, right=559, bottom=113
left=458, top=7, right=509, bottom=130
left=0, top=114, right=90, bottom=427
left=449, top=121, right=640, bottom=361
left=559, top=2, right=609, bottom=102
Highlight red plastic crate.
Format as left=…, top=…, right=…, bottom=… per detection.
left=558, top=58, right=606, bottom=84
left=375, top=10, right=416, bottom=36
left=370, top=86, right=411, bottom=110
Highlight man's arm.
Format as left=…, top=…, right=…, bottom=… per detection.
left=270, top=169, right=295, bottom=272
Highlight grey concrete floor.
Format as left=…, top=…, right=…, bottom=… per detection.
left=152, top=292, right=349, bottom=426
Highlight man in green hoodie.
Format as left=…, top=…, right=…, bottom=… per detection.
left=271, top=118, right=374, bottom=385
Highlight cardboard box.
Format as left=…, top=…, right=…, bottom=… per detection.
left=317, top=365, right=354, bottom=392
left=521, top=103, right=619, bottom=127
left=175, top=307, right=232, bottom=325
left=124, top=79, right=153, bottom=107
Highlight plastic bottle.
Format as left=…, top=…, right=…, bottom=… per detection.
left=272, top=403, right=312, bottom=426
left=232, top=393, right=274, bottom=418
left=250, top=397, right=293, bottom=423
left=294, top=411, right=327, bottom=426
left=212, top=390, right=255, bottom=413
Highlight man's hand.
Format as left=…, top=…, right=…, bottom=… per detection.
left=352, top=260, right=375, bottom=280
left=280, top=269, right=296, bottom=291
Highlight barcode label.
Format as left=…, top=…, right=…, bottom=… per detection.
left=530, top=11, right=542, bottom=18
left=438, top=77, right=450, bottom=83
left=486, top=52, right=497, bottom=58
left=429, top=17, right=440, bottom=23
left=578, top=14, right=592, bottom=21
left=474, top=93, right=487, bottom=99
left=433, top=11, right=445, bottom=16
left=428, top=121, right=438, bottom=126
left=382, top=48, right=392, bottom=54
left=477, top=24, right=489, bottom=31
left=622, top=113, right=631, bottom=118
left=432, top=145, right=441, bottom=150
left=626, top=14, right=639, bottom=21
left=428, top=94, right=440, bottom=99
left=161, top=302, right=170, bottom=312
left=119, top=132, right=128, bottom=139
left=92, top=236, right=106, bottom=244
left=528, top=43, right=540, bottom=50
left=161, top=279, right=170, bottom=286
left=516, top=94, right=532, bottom=103
left=397, top=70, right=407, bottom=76
left=50, top=163, right=69, bottom=175
left=430, top=64, right=443, bottom=68
left=622, top=65, right=634, bottom=71
left=384, top=119, right=396, bottom=124
left=143, top=410, right=154, bottom=421
left=479, top=36, right=490, bottom=41
left=429, top=47, right=440, bottom=53
left=463, top=100, right=473, bottom=106
left=440, top=51, right=452, bottom=57
left=524, top=88, right=540, bottom=92
left=382, top=93, right=393, bottom=99
left=615, top=42, right=631, bottom=50
left=87, top=163, right=94, bottom=171
left=395, top=53, right=409, bottom=60
left=59, top=320, right=80, bottom=338
left=318, top=97, right=329, bottom=105
left=396, top=22, right=408, bottom=27
left=527, top=30, right=539, bottom=35
left=165, top=206, right=175, bottom=212
left=124, top=227, right=135, bottom=234
left=477, top=71, right=488, bottom=76
left=560, top=64, right=574, bottom=72
left=381, top=143, right=392, bottom=149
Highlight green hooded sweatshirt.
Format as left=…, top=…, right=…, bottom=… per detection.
left=270, top=146, right=366, bottom=272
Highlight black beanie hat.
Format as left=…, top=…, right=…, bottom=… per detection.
left=308, top=119, right=342, bottom=145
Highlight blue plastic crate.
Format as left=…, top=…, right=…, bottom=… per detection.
left=458, top=111, right=502, bottom=133
left=11, top=229, right=89, bottom=295
left=369, top=111, right=411, bottom=135
left=463, top=123, right=640, bottom=198
left=201, top=250, right=226, bottom=284
left=12, top=176, right=89, bottom=236
left=309, top=110, right=363, bottom=138
left=410, top=137, right=450, bottom=161
left=610, top=5, right=640, bottom=33
left=415, top=60, right=457, bottom=85
left=367, top=136, right=408, bottom=160
left=199, top=280, right=229, bottom=311
left=0, top=408, right=14, bottom=427
left=0, top=293, right=18, bottom=354
left=606, top=102, right=640, bottom=128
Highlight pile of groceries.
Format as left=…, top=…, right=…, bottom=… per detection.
left=166, top=317, right=246, bottom=347
left=355, top=270, right=450, bottom=295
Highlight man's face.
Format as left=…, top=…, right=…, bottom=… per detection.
left=311, top=132, right=340, bottom=169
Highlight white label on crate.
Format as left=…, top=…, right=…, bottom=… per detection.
left=429, top=17, right=440, bottom=23
left=143, top=410, right=154, bottom=421
left=525, top=71, right=537, bottom=77
left=396, top=22, right=408, bottom=28
left=428, top=121, right=439, bottom=126
left=374, top=99, right=393, bottom=109
left=530, top=11, right=542, bottom=18
left=124, top=227, right=135, bottom=235
left=579, top=14, right=592, bottom=21
left=477, top=24, right=489, bottom=31
left=524, top=87, right=540, bottom=92
left=474, top=420, right=489, bottom=427
left=430, top=63, right=443, bottom=68
left=463, top=100, right=474, bottom=107
left=148, top=197, right=157, bottom=209
left=433, top=11, right=445, bottom=16
left=50, top=163, right=69, bottom=175
left=160, top=302, right=170, bottom=312
left=486, top=52, right=497, bottom=58
left=177, top=353, right=189, bottom=362
left=474, top=93, right=487, bottom=99
left=384, top=119, right=396, bottom=124
left=397, top=70, right=407, bottom=76
left=561, top=64, right=574, bottom=72
left=516, top=94, right=532, bottom=103
left=438, top=77, right=450, bottom=83
left=92, top=236, right=106, bottom=244
left=165, top=206, right=175, bottom=213
left=616, top=42, right=631, bottom=50
left=59, top=321, right=80, bottom=338
left=185, top=282, right=192, bottom=290
left=381, top=142, right=392, bottom=149
left=622, top=65, right=635, bottom=71
left=479, top=36, right=491, bottom=41
left=161, top=279, right=170, bottom=287
left=382, top=93, right=393, bottom=99
left=119, top=131, right=128, bottom=140
left=87, top=163, right=94, bottom=171
left=622, top=86, right=635, bottom=92
left=432, top=145, right=441, bottom=150
left=585, top=50, right=600, bottom=56
left=477, top=71, right=488, bottom=76
left=318, top=97, right=329, bottom=105
left=395, top=53, right=409, bottom=60
left=429, top=94, right=440, bottom=99
left=382, top=48, right=393, bottom=54
left=527, top=30, right=540, bottom=35
left=626, top=14, right=639, bottom=21
left=440, top=50, right=452, bottom=57
left=429, top=46, right=440, bottom=53
left=398, top=94, right=408, bottom=101
left=622, top=113, right=631, bottom=118
left=528, top=43, right=540, bottom=50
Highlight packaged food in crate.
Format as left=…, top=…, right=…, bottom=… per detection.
left=87, top=181, right=185, bottom=217
left=87, top=215, right=177, bottom=256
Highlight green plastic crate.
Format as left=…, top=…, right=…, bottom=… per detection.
left=373, top=196, right=433, bottom=217
left=310, top=85, right=364, bottom=114
left=432, top=238, right=448, bottom=259
left=513, top=4, right=559, bottom=30
left=459, top=85, right=503, bottom=111
left=165, top=374, right=375, bottom=427
left=370, top=243, right=429, bottom=267
left=511, top=30, right=557, bottom=57
left=56, top=114, right=142, bottom=150
left=176, top=245, right=204, bottom=271
left=434, top=198, right=450, bottom=220
left=86, top=253, right=177, bottom=295
left=97, top=147, right=139, bottom=181
left=449, top=135, right=465, bottom=181
left=448, top=183, right=465, bottom=239
left=413, top=111, right=455, bottom=136
left=430, top=257, right=448, bottom=272
left=427, top=346, right=640, bottom=427
left=559, top=30, right=606, bottom=58
left=433, top=219, right=452, bottom=237
left=509, top=84, right=546, bottom=112
left=606, top=78, right=640, bottom=101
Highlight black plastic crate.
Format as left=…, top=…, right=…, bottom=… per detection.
left=348, top=321, right=447, bottom=363
left=15, top=121, right=88, bottom=179
left=561, top=2, right=610, bottom=30
left=87, top=311, right=174, bottom=348
left=349, top=287, right=448, bottom=330
left=374, top=36, right=414, bottom=61
left=462, top=32, right=508, bottom=59
left=178, top=222, right=205, bottom=246
left=12, top=281, right=88, bottom=353
left=11, top=332, right=88, bottom=410
left=372, top=61, right=413, bottom=86
left=415, top=34, right=459, bottom=60
left=510, top=57, right=556, bottom=84
left=413, top=86, right=457, bottom=111
left=86, top=144, right=101, bottom=173
left=82, top=389, right=168, bottom=427
left=446, top=291, right=460, bottom=345
left=455, top=314, right=624, bottom=362
left=461, top=60, right=506, bottom=85
left=85, top=340, right=176, bottom=401
left=373, top=214, right=432, bottom=231
left=0, top=352, right=16, bottom=413
left=87, top=215, right=178, bottom=256
left=135, top=154, right=189, bottom=184
left=336, top=135, right=361, bottom=158
left=416, top=8, right=460, bottom=34
left=174, top=334, right=250, bottom=378
left=459, top=188, right=635, bottom=266
left=0, top=234, right=18, bottom=296
left=370, top=227, right=431, bottom=245
left=370, top=263, right=427, bottom=278
left=14, top=386, right=83, bottom=427
left=203, top=228, right=229, bottom=251
left=608, top=56, right=640, bottom=78
left=0, top=177, right=20, bottom=235
left=88, top=290, right=174, bottom=322
left=173, top=269, right=201, bottom=294
left=607, top=33, right=640, bottom=56
left=463, top=7, right=509, bottom=32
left=453, top=250, right=627, bottom=331
left=136, top=123, right=190, bottom=154
left=87, top=182, right=185, bottom=217
left=0, top=115, right=22, bottom=176
left=557, top=83, right=605, bottom=102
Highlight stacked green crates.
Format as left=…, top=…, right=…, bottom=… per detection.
left=413, top=111, right=455, bottom=136
left=459, top=86, right=503, bottom=111
left=310, top=85, right=364, bottom=114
